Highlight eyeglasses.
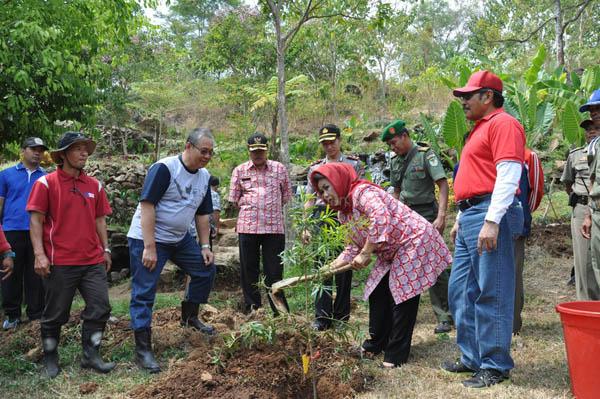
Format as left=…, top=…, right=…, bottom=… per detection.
left=458, top=89, right=492, bottom=101
left=189, top=142, right=214, bottom=156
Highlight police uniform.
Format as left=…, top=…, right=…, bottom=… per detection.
left=562, top=145, right=597, bottom=300
left=389, top=141, right=453, bottom=325
left=582, top=133, right=600, bottom=299
left=306, top=125, right=364, bottom=329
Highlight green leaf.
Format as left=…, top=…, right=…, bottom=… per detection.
left=562, top=100, right=583, bottom=145
left=570, top=71, right=581, bottom=90
left=441, top=100, right=467, bottom=157
left=419, top=113, right=438, bottom=140
left=527, top=87, right=537, bottom=133
left=581, top=65, right=600, bottom=94
left=459, top=66, right=471, bottom=87
left=530, top=102, right=555, bottom=147
left=524, top=45, right=546, bottom=86
left=439, top=76, right=457, bottom=91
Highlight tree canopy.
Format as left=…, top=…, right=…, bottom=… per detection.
left=1, top=0, right=598, bottom=160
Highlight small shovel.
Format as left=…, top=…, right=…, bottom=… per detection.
left=269, top=263, right=354, bottom=314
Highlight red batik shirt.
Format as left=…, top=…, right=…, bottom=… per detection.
left=228, top=160, right=292, bottom=234
left=339, top=184, right=452, bottom=304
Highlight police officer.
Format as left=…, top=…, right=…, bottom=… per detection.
left=562, top=119, right=598, bottom=300
left=381, top=119, right=452, bottom=334
left=305, top=124, right=364, bottom=331
left=580, top=97, right=600, bottom=300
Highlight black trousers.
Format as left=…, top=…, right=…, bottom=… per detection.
left=238, top=233, right=288, bottom=314
left=1, top=230, right=44, bottom=320
left=41, top=264, right=111, bottom=336
left=315, top=270, right=353, bottom=325
left=312, top=206, right=352, bottom=325
left=362, top=273, right=420, bottom=366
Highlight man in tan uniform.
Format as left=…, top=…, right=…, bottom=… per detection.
left=565, top=119, right=599, bottom=299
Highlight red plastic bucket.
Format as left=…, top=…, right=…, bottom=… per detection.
left=556, top=301, right=600, bottom=399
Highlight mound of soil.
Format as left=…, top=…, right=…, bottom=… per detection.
left=528, top=222, right=572, bottom=257
left=131, top=330, right=372, bottom=399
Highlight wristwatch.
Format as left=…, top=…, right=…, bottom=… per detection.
left=1, top=251, right=15, bottom=259
left=201, top=244, right=210, bottom=249
left=104, top=248, right=112, bottom=254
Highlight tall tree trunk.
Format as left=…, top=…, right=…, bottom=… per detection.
left=555, top=0, right=565, bottom=68
left=378, top=59, right=387, bottom=118
left=122, top=129, right=128, bottom=157
left=154, top=112, right=162, bottom=162
left=270, top=110, right=279, bottom=160
left=275, top=24, right=290, bottom=168
left=330, top=41, right=338, bottom=119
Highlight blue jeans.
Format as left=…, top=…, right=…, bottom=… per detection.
left=128, top=234, right=216, bottom=331
left=448, top=198, right=523, bottom=373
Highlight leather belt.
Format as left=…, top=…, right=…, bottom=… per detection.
left=576, top=195, right=589, bottom=205
left=457, top=194, right=492, bottom=212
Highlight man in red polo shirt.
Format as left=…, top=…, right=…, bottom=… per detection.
left=27, top=132, right=114, bottom=378
left=441, top=71, right=525, bottom=388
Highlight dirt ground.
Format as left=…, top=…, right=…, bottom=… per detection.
left=131, top=330, right=373, bottom=399
left=0, top=222, right=580, bottom=398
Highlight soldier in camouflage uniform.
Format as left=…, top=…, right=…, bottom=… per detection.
left=562, top=119, right=598, bottom=300
left=381, top=119, right=453, bottom=334
left=305, top=124, right=364, bottom=331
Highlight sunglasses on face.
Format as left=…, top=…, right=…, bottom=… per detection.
left=459, top=89, right=492, bottom=101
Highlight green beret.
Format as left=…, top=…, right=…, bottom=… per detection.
left=380, top=120, right=407, bottom=142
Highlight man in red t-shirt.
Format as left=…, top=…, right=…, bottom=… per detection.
left=441, top=71, right=525, bottom=388
left=27, top=132, right=114, bottom=378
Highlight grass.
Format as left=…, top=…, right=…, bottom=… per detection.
left=534, top=190, right=571, bottom=224
left=0, top=212, right=578, bottom=398
left=71, top=292, right=183, bottom=319
left=356, top=228, right=575, bottom=399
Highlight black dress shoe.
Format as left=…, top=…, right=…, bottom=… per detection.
left=311, top=320, right=330, bottom=331
left=441, top=359, right=475, bottom=373
left=434, top=321, right=452, bottom=334
left=462, top=369, right=508, bottom=388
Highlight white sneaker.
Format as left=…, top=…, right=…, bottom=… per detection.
left=2, top=318, right=19, bottom=330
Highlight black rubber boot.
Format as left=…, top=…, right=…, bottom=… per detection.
left=181, top=301, right=215, bottom=335
left=134, top=328, right=161, bottom=373
left=81, top=325, right=116, bottom=373
left=41, top=331, right=61, bottom=379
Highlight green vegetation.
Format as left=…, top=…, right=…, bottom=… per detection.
left=0, top=1, right=597, bottom=172
left=0, top=1, right=596, bottom=397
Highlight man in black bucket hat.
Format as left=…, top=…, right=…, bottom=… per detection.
left=49, top=132, right=97, bottom=165
left=26, top=131, right=114, bottom=378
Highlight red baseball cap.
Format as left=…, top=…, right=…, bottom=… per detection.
left=453, top=70, right=503, bottom=97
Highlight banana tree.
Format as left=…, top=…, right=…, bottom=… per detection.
left=440, top=101, right=468, bottom=162
left=415, top=113, right=458, bottom=169
left=504, top=85, right=556, bottom=148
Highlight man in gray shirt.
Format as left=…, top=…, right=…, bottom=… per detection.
left=127, top=128, right=216, bottom=373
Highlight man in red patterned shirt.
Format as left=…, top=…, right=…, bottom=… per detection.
left=228, top=133, right=292, bottom=314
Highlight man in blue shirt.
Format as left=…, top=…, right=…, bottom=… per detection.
left=0, top=137, right=47, bottom=330
left=127, top=128, right=216, bottom=373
